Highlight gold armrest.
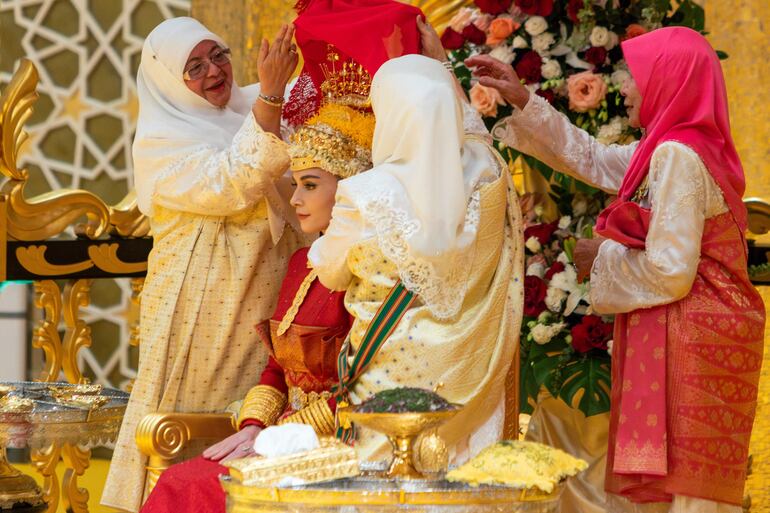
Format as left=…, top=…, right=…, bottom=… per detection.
left=136, top=412, right=237, bottom=497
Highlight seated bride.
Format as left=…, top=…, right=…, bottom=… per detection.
left=140, top=102, right=376, bottom=513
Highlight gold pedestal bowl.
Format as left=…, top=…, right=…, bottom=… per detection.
left=338, top=406, right=459, bottom=479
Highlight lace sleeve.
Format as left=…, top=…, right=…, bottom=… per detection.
left=491, top=94, right=635, bottom=193
left=151, top=112, right=290, bottom=216
left=307, top=183, right=362, bottom=291
left=461, top=101, right=492, bottom=143
left=589, top=142, right=712, bottom=314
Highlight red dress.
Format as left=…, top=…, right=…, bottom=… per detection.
left=141, top=248, right=351, bottom=513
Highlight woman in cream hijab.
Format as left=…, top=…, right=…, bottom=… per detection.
left=309, top=54, right=525, bottom=462
left=103, top=17, right=305, bottom=511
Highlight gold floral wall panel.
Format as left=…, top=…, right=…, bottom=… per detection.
left=701, top=0, right=770, bottom=201
left=0, top=0, right=189, bottom=389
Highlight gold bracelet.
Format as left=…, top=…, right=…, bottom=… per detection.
left=277, top=399, right=335, bottom=435
left=258, top=93, right=284, bottom=108
left=239, top=385, right=287, bottom=427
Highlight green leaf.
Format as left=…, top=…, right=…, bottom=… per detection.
left=558, top=357, right=611, bottom=416
left=668, top=0, right=705, bottom=31
left=716, top=50, right=729, bottom=60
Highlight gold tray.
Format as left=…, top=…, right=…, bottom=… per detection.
left=222, top=477, right=562, bottom=513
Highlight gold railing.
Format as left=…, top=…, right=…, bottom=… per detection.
left=0, top=59, right=151, bottom=513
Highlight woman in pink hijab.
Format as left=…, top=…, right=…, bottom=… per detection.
left=468, top=27, right=764, bottom=512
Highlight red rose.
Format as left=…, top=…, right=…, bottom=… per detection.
left=544, top=261, right=565, bottom=280
left=462, top=23, right=487, bottom=46
left=535, top=88, right=556, bottom=104
left=567, top=0, right=586, bottom=24
left=524, top=275, right=548, bottom=317
left=524, top=220, right=558, bottom=245
left=474, top=0, right=513, bottom=15
left=441, top=27, right=466, bottom=50
left=514, top=0, right=553, bottom=16
left=584, top=46, right=607, bottom=67
left=571, top=315, right=613, bottom=353
left=515, top=51, right=543, bottom=84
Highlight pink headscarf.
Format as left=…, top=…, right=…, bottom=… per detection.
left=597, top=26, right=747, bottom=233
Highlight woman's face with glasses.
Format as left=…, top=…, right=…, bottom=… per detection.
left=184, top=40, right=233, bottom=108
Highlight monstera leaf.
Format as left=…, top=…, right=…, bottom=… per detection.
left=558, top=355, right=611, bottom=417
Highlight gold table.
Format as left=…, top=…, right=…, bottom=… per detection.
left=0, top=381, right=128, bottom=511
left=222, top=476, right=563, bottom=513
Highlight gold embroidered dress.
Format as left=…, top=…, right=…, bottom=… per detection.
left=309, top=55, right=525, bottom=462
left=102, top=18, right=303, bottom=512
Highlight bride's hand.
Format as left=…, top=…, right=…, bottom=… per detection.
left=257, top=24, right=299, bottom=98
left=464, top=55, right=530, bottom=110
left=202, top=425, right=261, bottom=462
left=416, top=16, right=448, bottom=63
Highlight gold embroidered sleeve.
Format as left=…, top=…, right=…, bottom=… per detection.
left=277, top=398, right=336, bottom=436
left=238, top=385, right=287, bottom=428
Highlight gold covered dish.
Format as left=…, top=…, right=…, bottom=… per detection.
left=225, top=437, right=359, bottom=486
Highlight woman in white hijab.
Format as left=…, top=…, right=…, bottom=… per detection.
left=309, top=54, right=525, bottom=463
left=103, top=17, right=305, bottom=511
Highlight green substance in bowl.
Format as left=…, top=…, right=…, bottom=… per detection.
left=358, top=387, right=456, bottom=413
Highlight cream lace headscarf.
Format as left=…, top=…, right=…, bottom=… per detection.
left=346, top=54, right=500, bottom=319
left=133, top=17, right=289, bottom=240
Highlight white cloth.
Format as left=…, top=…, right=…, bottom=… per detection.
left=133, top=16, right=291, bottom=242
left=310, top=54, right=498, bottom=319
left=493, top=94, right=727, bottom=315
left=253, top=424, right=320, bottom=458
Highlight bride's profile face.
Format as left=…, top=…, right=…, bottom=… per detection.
left=290, top=168, right=338, bottom=234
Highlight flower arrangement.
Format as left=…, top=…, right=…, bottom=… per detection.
left=442, top=0, right=716, bottom=416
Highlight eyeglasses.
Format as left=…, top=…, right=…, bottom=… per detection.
left=183, top=48, right=231, bottom=81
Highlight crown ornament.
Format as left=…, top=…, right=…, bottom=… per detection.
left=319, top=46, right=372, bottom=108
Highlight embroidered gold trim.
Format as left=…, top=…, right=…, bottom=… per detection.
left=276, top=269, right=318, bottom=336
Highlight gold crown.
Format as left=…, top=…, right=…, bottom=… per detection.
left=289, top=103, right=375, bottom=179
left=320, top=46, right=372, bottom=108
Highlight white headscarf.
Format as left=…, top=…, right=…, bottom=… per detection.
left=133, top=17, right=288, bottom=238
left=352, top=54, right=499, bottom=318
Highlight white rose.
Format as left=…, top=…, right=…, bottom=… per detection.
left=604, top=31, right=619, bottom=50
left=532, top=32, right=555, bottom=56
left=557, top=251, right=570, bottom=265
left=572, top=197, right=588, bottom=216
left=558, top=215, right=572, bottom=229
left=611, top=69, right=631, bottom=87
left=607, top=339, right=614, bottom=355
left=596, top=116, right=626, bottom=145
left=489, top=45, right=516, bottom=65
left=531, top=322, right=566, bottom=345
left=545, top=287, right=567, bottom=312
left=512, top=35, right=529, bottom=49
left=550, top=266, right=578, bottom=293
left=525, top=236, right=542, bottom=253
left=524, top=16, right=548, bottom=36
left=589, top=26, right=611, bottom=48
left=540, top=58, right=562, bottom=80
left=526, top=262, right=546, bottom=278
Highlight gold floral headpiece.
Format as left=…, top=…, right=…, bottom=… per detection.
left=289, top=103, right=375, bottom=179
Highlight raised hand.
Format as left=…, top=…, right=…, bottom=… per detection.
left=202, top=425, right=261, bottom=463
left=257, top=24, right=299, bottom=98
left=416, top=16, right=448, bottom=63
left=464, top=55, right=530, bottom=110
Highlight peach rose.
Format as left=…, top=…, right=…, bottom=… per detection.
left=566, top=71, right=608, bottom=113
left=624, top=24, right=647, bottom=40
left=486, top=17, right=520, bottom=46
left=469, top=82, right=506, bottom=117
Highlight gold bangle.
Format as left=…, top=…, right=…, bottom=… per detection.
left=239, top=385, right=287, bottom=427
left=258, top=93, right=284, bottom=108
